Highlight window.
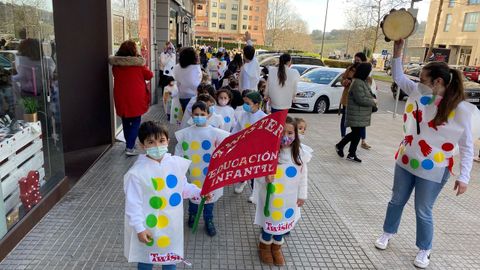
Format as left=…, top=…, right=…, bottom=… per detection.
left=463, top=12, right=480, bottom=32
left=220, top=13, right=226, bottom=19
left=242, top=25, right=247, bottom=30
left=203, top=22, right=208, bottom=27
left=220, top=3, right=226, bottom=9
left=444, top=14, right=452, bottom=32
left=232, top=4, right=238, bottom=10
left=232, top=14, right=238, bottom=20
left=219, top=23, right=225, bottom=29
left=243, top=15, right=248, bottom=20
left=254, top=25, right=258, bottom=31
left=255, top=16, right=259, bottom=21
left=243, top=5, right=248, bottom=10
left=300, top=70, right=340, bottom=85
left=231, top=24, right=237, bottom=30
left=448, top=0, right=454, bottom=7
left=249, top=16, right=252, bottom=21
left=469, top=0, right=480, bottom=4
left=255, top=6, right=260, bottom=12
left=212, top=2, right=217, bottom=7
left=212, top=22, right=217, bottom=27
left=248, top=25, right=251, bottom=30
left=212, top=12, right=217, bottom=17
left=197, top=4, right=203, bottom=10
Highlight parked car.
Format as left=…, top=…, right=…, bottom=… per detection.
left=391, top=68, right=480, bottom=108
left=259, top=55, right=324, bottom=67
left=463, top=66, right=480, bottom=82
left=290, top=64, right=321, bottom=76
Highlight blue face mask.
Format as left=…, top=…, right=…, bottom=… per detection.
left=146, top=145, right=168, bottom=159
left=209, top=106, right=215, bottom=114
left=193, top=116, right=208, bottom=126
left=243, top=103, right=252, bottom=113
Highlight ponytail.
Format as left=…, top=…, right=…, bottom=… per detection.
left=278, top=53, right=291, bottom=87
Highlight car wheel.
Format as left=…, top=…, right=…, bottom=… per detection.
left=314, top=96, right=329, bottom=114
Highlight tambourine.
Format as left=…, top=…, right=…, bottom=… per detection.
left=380, top=8, right=417, bottom=42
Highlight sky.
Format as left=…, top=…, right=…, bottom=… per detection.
left=291, top=0, right=431, bottom=33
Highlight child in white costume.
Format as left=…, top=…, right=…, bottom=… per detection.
left=180, top=84, right=216, bottom=129
left=162, top=77, right=176, bottom=121
left=124, top=121, right=208, bottom=270
left=185, top=94, right=225, bottom=130
left=254, top=116, right=311, bottom=266
left=175, top=101, right=230, bottom=237
left=214, top=87, right=236, bottom=132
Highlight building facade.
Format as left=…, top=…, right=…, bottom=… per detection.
left=194, top=0, right=268, bottom=45
left=424, top=0, right=480, bottom=66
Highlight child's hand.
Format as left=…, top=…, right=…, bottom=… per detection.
left=203, top=193, right=213, bottom=202
left=265, top=175, right=274, bottom=183
left=137, top=230, right=153, bottom=244
left=297, top=199, right=305, bottom=207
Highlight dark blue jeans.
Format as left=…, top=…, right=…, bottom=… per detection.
left=212, top=79, right=220, bottom=90
left=261, top=229, right=283, bottom=242
left=138, top=263, right=176, bottom=270
left=122, top=116, right=142, bottom=150
left=188, top=201, right=214, bottom=221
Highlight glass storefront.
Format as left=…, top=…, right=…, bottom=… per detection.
left=0, top=0, right=64, bottom=238
left=111, top=0, right=151, bottom=134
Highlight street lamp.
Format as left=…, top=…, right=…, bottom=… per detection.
left=320, top=0, right=329, bottom=59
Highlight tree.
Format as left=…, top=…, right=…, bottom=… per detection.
left=266, top=0, right=292, bottom=48
left=425, top=0, right=444, bottom=62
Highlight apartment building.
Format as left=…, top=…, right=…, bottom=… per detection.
left=424, top=0, right=480, bottom=66
left=194, top=0, right=268, bottom=45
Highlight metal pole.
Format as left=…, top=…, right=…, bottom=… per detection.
left=320, top=0, right=329, bottom=59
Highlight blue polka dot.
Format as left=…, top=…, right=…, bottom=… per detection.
left=285, top=208, right=294, bottom=219
left=224, top=116, right=231, bottom=123
left=203, top=153, right=211, bottom=163
left=285, top=166, right=297, bottom=178
left=169, top=193, right=181, bottom=207
left=203, top=167, right=209, bottom=176
left=422, top=159, right=434, bottom=170
left=202, top=140, right=211, bottom=150
left=166, top=175, right=178, bottom=188
left=420, top=96, right=431, bottom=106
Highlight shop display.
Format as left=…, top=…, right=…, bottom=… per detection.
left=19, top=170, right=41, bottom=211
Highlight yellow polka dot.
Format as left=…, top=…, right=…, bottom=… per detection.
left=160, top=197, right=167, bottom=210
left=152, top=178, right=165, bottom=191
left=448, top=110, right=456, bottom=119
left=275, top=168, right=284, bottom=179
left=191, top=168, right=202, bottom=177
left=272, top=198, right=284, bottom=209
left=433, top=152, right=445, bottom=163
left=191, top=141, right=200, bottom=150
left=157, top=215, right=169, bottom=229
left=193, top=180, right=202, bottom=188
left=191, top=154, right=201, bottom=164
left=157, top=235, right=170, bottom=248
left=244, top=123, right=251, bottom=128
left=274, top=183, right=284, bottom=194
left=399, top=145, right=406, bottom=156
left=406, top=104, right=414, bottom=113
left=272, top=211, right=282, bottom=221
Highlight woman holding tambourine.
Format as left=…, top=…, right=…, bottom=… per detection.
left=374, top=9, right=478, bottom=269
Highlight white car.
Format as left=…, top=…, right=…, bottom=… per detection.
left=292, top=67, right=378, bottom=113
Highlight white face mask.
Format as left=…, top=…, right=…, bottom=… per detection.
left=299, top=134, right=305, bottom=140
left=146, top=145, right=168, bottom=159
left=218, top=99, right=229, bottom=106
left=417, top=82, right=434, bottom=95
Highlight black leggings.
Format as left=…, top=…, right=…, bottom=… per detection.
left=337, top=127, right=362, bottom=156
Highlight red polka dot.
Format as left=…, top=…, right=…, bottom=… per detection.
left=402, top=155, right=409, bottom=165
left=403, top=113, right=407, bottom=123
left=442, top=143, right=454, bottom=152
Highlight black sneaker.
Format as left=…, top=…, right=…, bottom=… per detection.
left=187, top=215, right=195, bottom=228
left=346, top=155, right=362, bottom=163
left=205, top=219, right=217, bottom=237
left=335, top=144, right=344, bottom=158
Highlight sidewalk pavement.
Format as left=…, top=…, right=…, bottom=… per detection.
left=1, top=106, right=479, bottom=269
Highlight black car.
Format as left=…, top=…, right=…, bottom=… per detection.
left=391, top=67, right=480, bottom=108
left=259, top=55, right=324, bottom=67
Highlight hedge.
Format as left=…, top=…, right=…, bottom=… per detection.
left=323, top=59, right=353, bottom=68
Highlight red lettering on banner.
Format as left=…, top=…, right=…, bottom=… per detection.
left=150, top=253, right=182, bottom=263
left=265, top=221, right=295, bottom=233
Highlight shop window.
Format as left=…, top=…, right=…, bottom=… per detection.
left=463, top=12, right=480, bottom=32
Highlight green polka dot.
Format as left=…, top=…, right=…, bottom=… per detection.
left=149, top=196, right=163, bottom=209
left=175, top=108, right=179, bottom=112
left=182, top=141, right=189, bottom=151
left=146, top=214, right=157, bottom=228
left=403, top=125, right=406, bottom=133
left=184, top=155, right=189, bottom=160
left=151, top=178, right=158, bottom=190
left=267, top=184, right=276, bottom=193
left=146, top=239, right=154, bottom=246
left=174, top=114, right=178, bottom=119
left=410, top=159, right=420, bottom=169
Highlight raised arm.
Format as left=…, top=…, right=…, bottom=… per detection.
left=392, top=39, right=418, bottom=96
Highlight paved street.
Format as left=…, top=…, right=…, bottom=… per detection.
left=1, top=102, right=480, bottom=269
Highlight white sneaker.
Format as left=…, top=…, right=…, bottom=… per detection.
left=374, top=233, right=394, bottom=250
left=248, top=195, right=254, bottom=203
left=414, top=249, right=431, bottom=269
left=234, top=182, right=248, bottom=194
left=125, top=148, right=139, bottom=156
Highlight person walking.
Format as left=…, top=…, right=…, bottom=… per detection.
left=199, top=48, right=208, bottom=69
left=339, top=63, right=358, bottom=138
left=354, top=52, right=374, bottom=150
left=266, top=53, right=300, bottom=113
left=158, top=41, right=176, bottom=93
left=173, top=47, right=202, bottom=112
left=239, top=32, right=260, bottom=92
left=109, top=40, right=154, bottom=156
left=374, top=39, right=476, bottom=269
left=335, top=63, right=376, bottom=163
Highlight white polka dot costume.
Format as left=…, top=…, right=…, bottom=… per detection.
left=396, top=92, right=473, bottom=183
left=233, top=109, right=267, bottom=133
left=215, top=105, right=236, bottom=132
left=169, top=87, right=183, bottom=126
left=254, top=147, right=311, bottom=235
left=124, top=154, right=195, bottom=264
left=175, top=125, right=230, bottom=204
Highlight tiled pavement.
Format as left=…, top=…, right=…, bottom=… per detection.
left=1, top=105, right=479, bottom=269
